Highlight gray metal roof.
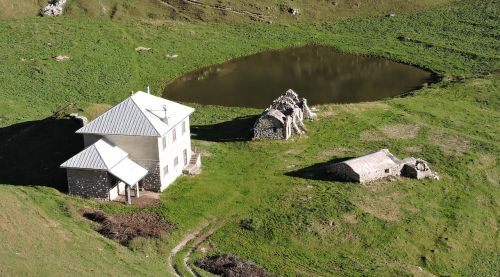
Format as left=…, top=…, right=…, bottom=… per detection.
left=76, top=91, right=195, bottom=137
left=61, top=139, right=149, bottom=185
left=60, top=139, right=128, bottom=170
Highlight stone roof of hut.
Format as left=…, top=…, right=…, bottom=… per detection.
left=263, top=109, right=286, bottom=124
left=341, top=149, right=401, bottom=175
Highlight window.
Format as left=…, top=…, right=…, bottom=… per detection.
left=174, top=156, right=179, bottom=167
left=162, top=136, right=167, bottom=150
left=163, top=165, right=169, bottom=176
left=172, top=128, right=177, bottom=142
left=182, top=121, right=186, bottom=134
left=183, top=149, right=188, bottom=166
left=385, top=169, right=391, bottom=174
left=273, top=127, right=277, bottom=133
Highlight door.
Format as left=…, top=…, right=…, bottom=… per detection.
left=183, top=149, right=188, bottom=166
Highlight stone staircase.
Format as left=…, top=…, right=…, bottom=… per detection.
left=183, top=148, right=202, bottom=175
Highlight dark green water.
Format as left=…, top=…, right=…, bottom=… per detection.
left=163, top=46, right=435, bottom=108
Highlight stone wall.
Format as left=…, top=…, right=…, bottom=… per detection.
left=329, top=163, right=360, bottom=182
left=67, top=169, right=111, bottom=199
left=253, top=116, right=287, bottom=140
left=358, top=166, right=400, bottom=183
left=137, top=160, right=162, bottom=192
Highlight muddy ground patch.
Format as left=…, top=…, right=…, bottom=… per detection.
left=196, top=254, right=271, bottom=277
left=82, top=210, right=175, bottom=245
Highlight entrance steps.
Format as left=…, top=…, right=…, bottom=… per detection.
left=183, top=148, right=202, bottom=175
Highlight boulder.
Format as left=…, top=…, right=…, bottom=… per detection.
left=288, top=7, right=300, bottom=15
left=41, top=0, right=68, bottom=17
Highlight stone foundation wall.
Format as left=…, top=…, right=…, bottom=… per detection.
left=136, top=160, right=162, bottom=192
left=67, top=169, right=111, bottom=199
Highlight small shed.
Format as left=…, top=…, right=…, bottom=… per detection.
left=61, top=139, right=148, bottom=203
left=329, top=149, right=403, bottom=183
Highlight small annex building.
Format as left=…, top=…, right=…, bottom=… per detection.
left=61, top=91, right=201, bottom=203
left=329, top=149, right=438, bottom=183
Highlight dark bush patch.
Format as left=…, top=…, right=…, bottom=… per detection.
left=239, top=218, right=261, bottom=231
left=196, top=254, right=271, bottom=277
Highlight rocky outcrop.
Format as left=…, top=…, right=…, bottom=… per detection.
left=288, top=7, right=300, bottom=15
left=41, top=0, right=68, bottom=17
left=69, top=113, right=88, bottom=126
left=252, top=89, right=316, bottom=140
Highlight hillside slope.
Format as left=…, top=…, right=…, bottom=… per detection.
left=0, top=0, right=451, bottom=21
left=0, top=186, right=169, bottom=276
left=0, top=0, right=498, bottom=276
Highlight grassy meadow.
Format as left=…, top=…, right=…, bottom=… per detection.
left=0, top=0, right=499, bottom=276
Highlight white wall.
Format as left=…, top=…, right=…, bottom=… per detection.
left=158, top=116, right=192, bottom=191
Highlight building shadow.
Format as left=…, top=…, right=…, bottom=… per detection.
left=191, top=115, right=258, bottom=142
left=285, top=157, right=354, bottom=182
left=0, top=117, right=83, bottom=191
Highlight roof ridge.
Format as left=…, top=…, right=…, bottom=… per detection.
left=93, top=141, right=109, bottom=170
left=108, top=155, right=130, bottom=171
left=130, top=95, right=162, bottom=136
left=97, top=139, right=130, bottom=170
left=75, top=97, right=129, bottom=133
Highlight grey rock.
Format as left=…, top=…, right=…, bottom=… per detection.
left=41, top=0, right=68, bottom=17
left=288, top=7, right=300, bottom=15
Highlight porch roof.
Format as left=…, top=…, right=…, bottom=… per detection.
left=109, top=158, right=148, bottom=186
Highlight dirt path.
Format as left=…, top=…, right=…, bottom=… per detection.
left=182, top=226, right=219, bottom=276
left=168, top=221, right=217, bottom=277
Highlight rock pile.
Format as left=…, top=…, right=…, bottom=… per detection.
left=402, top=158, right=440, bottom=180
left=252, top=89, right=316, bottom=140
left=41, top=0, right=68, bottom=17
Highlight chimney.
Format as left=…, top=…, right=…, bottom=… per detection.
left=162, top=105, right=168, bottom=124
left=147, top=84, right=150, bottom=94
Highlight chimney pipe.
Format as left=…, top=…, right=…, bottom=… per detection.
left=162, top=105, right=168, bottom=124
left=147, top=84, right=150, bottom=94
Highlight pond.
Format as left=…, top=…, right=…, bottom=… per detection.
left=162, top=46, right=435, bottom=108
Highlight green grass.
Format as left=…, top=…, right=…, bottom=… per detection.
left=0, top=0, right=499, bottom=276
left=0, top=186, right=171, bottom=276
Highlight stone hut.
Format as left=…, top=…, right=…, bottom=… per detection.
left=252, top=109, right=292, bottom=140
left=329, top=149, right=438, bottom=183
left=252, top=89, right=316, bottom=140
